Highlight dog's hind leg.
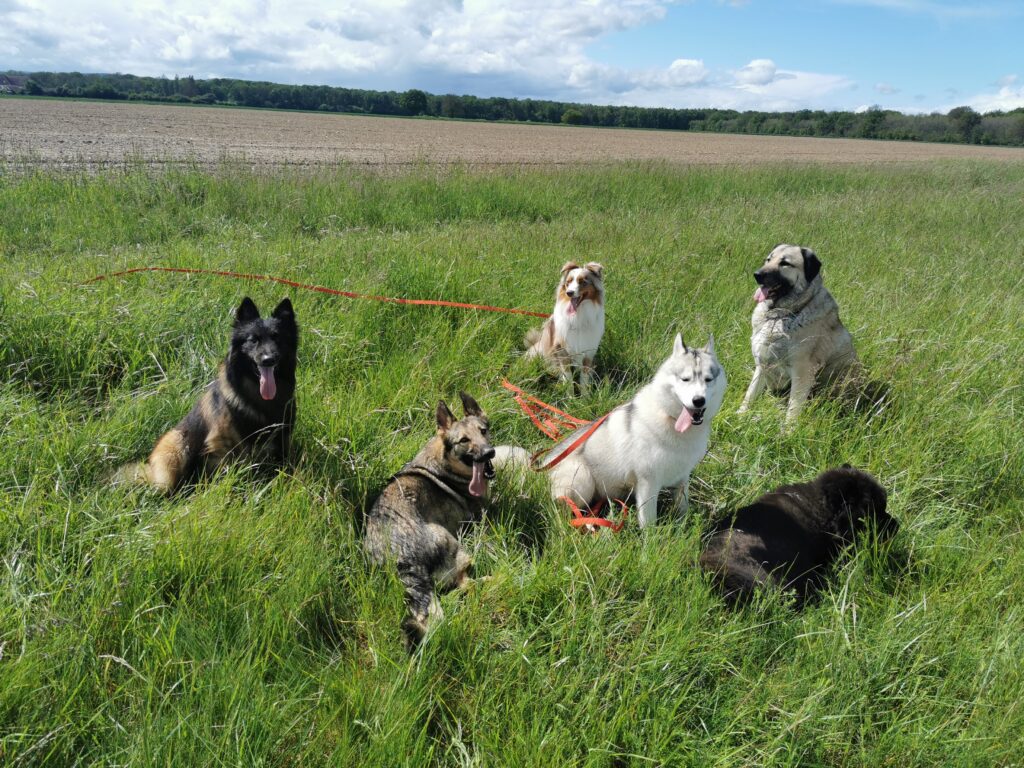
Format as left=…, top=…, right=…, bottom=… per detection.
left=396, top=559, right=436, bottom=650
left=429, top=525, right=473, bottom=593
left=737, top=365, right=766, bottom=414
left=146, top=429, right=192, bottom=493
left=397, top=524, right=467, bottom=650
left=671, top=474, right=691, bottom=517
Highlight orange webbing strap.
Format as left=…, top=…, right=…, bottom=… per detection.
left=528, top=412, right=610, bottom=473
left=500, top=378, right=588, bottom=440
left=559, top=496, right=629, bottom=533
left=84, top=267, right=552, bottom=319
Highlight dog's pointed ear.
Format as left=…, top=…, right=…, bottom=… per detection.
left=673, top=333, right=686, bottom=356
left=271, top=297, right=294, bottom=321
left=560, top=261, right=580, bottom=276
left=436, top=400, right=455, bottom=431
left=703, top=334, right=715, bottom=354
left=235, top=297, right=260, bottom=326
left=801, top=248, right=821, bottom=283
left=584, top=262, right=604, bottom=279
left=459, top=391, right=483, bottom=418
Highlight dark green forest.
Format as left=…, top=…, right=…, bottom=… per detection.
left=4, top=70, right=1024, bottom=147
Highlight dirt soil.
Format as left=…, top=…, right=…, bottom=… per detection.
left=3, top=98, right=1023, bottom=170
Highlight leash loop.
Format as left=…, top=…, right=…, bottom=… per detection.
left=502, top=378, right=628, bottom=532
left=559, top=496, right=629, bottom=533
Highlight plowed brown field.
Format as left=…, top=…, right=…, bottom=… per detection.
left=3, top=97, right=1023, bottom=170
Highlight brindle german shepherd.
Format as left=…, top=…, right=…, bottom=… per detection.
left=364, top=392, right=496, bottom=649
left=118, top=297, right=298, bottom=493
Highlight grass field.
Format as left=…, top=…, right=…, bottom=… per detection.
left=1, top=160, right=1023, bottom=766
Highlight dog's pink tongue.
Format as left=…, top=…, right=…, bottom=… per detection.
left=258, top=366, right=277, bottom=400
left=567, top=297, right=580, bottom=316
left=469, top=462, right=487, bottom=497
left=753, top=286, right=768, bottom=303
left=674, top=407, right=693, bottom=433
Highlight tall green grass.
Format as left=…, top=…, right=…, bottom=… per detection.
left=1, top=160, right=1023, bottom=766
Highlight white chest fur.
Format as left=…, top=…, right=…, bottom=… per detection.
left=553, top=300, right=604, bottom=360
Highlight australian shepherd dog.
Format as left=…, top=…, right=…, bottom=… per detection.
left=524, top=261, right=605, bottom=389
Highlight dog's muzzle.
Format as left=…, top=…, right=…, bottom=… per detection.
left=689, top=407, right=706, bottom=425
left=464, top=448, right=496, bottom=479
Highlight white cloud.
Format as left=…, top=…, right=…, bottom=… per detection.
left=960, top=78, right=1024, bottom=113
left=734, top=58, right=780, bottom=86
left=0, top=0, right=856, bottom=111
left=874, top=82, right=899, bottom=94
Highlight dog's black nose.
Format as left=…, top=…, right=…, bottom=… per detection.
left=692, top=396, right=706, bottom=408
left=565, top=289, right=576, bottom=297
left=753, top=270, right=766, bottom=284
left=480, top=447, right=496, bottom=461
left=259, top=355, right=278, bottom=367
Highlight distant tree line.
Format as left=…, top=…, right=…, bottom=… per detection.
left=5, top=70, right=1024, bottom=147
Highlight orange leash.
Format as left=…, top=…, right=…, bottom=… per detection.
left=84, top=266, right=552, bottom=319
left=502, top=378, right=628, bottom=532
left=559, top=496, right=629, bottom=533
left=500, top=379, right=587, bottom=439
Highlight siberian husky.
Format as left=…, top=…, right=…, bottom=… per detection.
left=524, top=261, right=605, bottom=389
left=497, top=334, right=725, bottom=529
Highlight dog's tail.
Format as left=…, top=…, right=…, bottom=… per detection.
left=524, top=327, right=542, bottom=348
left=493, top=445, right=531, bottom=471
left=108, top=461, right=149, bottom=488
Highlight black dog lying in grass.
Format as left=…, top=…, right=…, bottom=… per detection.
left=699, top=466, right=897, bottom=605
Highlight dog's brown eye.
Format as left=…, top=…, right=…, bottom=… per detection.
left=681, top=375, right=692, bottom=382
left=459, top=437, right=470, bottom=444
left=779, top=260, right=790, bottom=267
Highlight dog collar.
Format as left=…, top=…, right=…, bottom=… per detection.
left=393, top=464, right=471, bottom=512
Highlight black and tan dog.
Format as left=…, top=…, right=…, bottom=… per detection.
left=119, top=297, right=298, bottom=493
left=364, top=392, right=496, bottom=649
left=699, top=466, right=897, bottom=605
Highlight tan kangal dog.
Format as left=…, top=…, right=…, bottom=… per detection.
left=737, top=244, right=860, bottom=423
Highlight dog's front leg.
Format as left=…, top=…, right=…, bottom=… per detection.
left=580, top=356, right=596, bottom=390
left=635, top=479, right=659, bottom=529
left=671, top=475, right=690, bottom=517
left=737, top=365, right=765, bottom=414
left=786, top=361, right=820, bottom=423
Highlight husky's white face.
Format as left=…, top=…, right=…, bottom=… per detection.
left=663, top=334, right=726, bottom=432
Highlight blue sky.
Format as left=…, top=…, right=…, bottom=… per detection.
left=1, top=0, right=1021, bottom=113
